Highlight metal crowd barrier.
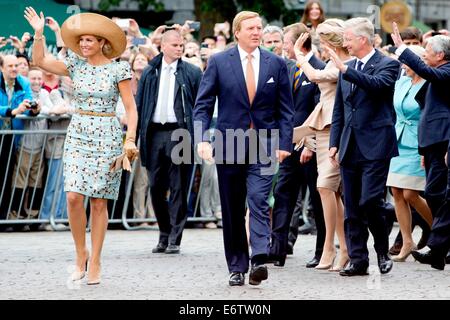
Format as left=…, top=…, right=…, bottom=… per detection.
left=0, top=115, right=219, bottom=231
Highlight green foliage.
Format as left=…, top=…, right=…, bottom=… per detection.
left=98, top=0, right=292, bottom=24
left=200, top=0, right=290, bottom=23
left=98, top=0, right=165, bottom=12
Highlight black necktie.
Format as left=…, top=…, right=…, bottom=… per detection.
left=352, top=60, right=364, bottom=91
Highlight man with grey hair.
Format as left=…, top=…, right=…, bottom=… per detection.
left=392, top=23, right=450, bottom=270
left=262, top=25, right=284, bottom=56
left=328, top=17, right=400, bottom=276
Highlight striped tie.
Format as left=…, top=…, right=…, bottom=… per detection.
left=294, top=63, right=301, bottom=90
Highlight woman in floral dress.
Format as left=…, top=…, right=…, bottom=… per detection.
left=25, top=7, right=138, bottom=285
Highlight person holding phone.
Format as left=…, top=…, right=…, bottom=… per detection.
left=25, top=7, right=138, bottom=285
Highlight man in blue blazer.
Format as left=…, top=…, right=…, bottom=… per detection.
left=328, top=18, right=400, bottom=276
left=194, top=11, right=294, bottom=286
left=391, top=23, right=450, bottom=270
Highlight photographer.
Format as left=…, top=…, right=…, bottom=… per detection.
left=10, top=67, right=48, bottom=221
left=0, top=55, right=34, bottom=222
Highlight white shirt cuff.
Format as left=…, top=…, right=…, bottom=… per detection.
left=395, top=44, right=408, bottom=57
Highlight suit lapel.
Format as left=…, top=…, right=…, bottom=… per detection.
left=344, top=59, right=357, bottom=100
left=361, top=50, right=381, bottom=74
left=228, top=46, right=250, bottom=105
left=256, top=49, right=270, bottom=97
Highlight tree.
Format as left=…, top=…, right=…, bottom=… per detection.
left=98, top=0, right=164, bottom=12
left=99, top=0, right=301, bottom=38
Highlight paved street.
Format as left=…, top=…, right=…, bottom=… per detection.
left=0, top=225, right=449, bottom=300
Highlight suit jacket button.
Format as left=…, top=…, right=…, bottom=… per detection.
left=352, top=108, right=356, bottom=112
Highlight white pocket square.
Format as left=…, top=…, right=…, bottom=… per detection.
left=301, top=80, right=311, bottom=86
left=266, top=77, right=275, bottom=83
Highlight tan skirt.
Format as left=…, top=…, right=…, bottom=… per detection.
left=315, top=128, right=341, bottom=192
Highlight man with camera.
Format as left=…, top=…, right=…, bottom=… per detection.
left=0, top=55, right=36, bottom=223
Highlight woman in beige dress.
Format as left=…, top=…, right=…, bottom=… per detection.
left=294, top=19, right=352, bottom=271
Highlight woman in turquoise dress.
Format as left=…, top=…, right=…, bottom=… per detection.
left=25, top=8, right=138, bottom=284
left=386, top=45, right=433, bottom=262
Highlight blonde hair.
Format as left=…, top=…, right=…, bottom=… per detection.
left=95, top=36, right=113, bottom=57
left=232, top=11, right=260, bottom=41
left=316, top=18, right=348, bottom=53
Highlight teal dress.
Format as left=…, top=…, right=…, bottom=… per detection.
left=386, top=76, right=426, bottom=191
left=63, top=52, right=131, bottom=199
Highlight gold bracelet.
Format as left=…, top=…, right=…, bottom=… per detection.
left=34, top=35, right=45, bottom=41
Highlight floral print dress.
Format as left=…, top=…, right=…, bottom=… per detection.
left=63, top=51, right=131, bottom=199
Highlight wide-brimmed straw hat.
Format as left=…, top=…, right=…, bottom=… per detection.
left=61, top=13, right=126, bottom=59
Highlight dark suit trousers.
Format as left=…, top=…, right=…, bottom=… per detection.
left=0, top=134, right=14, bottom=221
left=270, top=148, right=325, bottom=259
left=340, top=136, right=391, bottom=266
left=146, top=124, right=189, bottom=246
left=426, top=141, right=450, bottom=254
left=216, top=162, right=274, bottom=273
left=422, top=141, right=448, bottom=217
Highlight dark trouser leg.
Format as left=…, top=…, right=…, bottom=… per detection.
left=270, top=150, right=303, bottom=257
left=287, top=188, right=303, bottom=247
left=216, top=164, right=249, bottom=273
left=423, top=142, right=448, bottom=217
left=427, top=142, right=450, bottom=255
left=0, top=134, right=14, bottom=221
left=165, top=137, right=190, bottom=246
left=148, top=129, right=170, bottom=245
left=360, top=159, right=391, bottom=256
left=247, top=162, right=274, bottom=263
left=341, top=163, right=369, bottom=266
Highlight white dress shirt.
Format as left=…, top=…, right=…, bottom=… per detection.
left=395, top=44, right=408, bottom=57
left=237, top=45, right=260, bottom=92
left=152, top=58, right=178, bottom=123
left=355, top=48, right=376, bottom=71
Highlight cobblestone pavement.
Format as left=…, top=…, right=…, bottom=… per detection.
left=0, top=226, right=449, bottom=300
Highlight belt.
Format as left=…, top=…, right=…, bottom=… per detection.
left=76, top=110, right=116, bottom=117
left=149, top=122, right=180, bottom=130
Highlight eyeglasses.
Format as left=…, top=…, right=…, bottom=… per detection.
left=343, top=35, right=362, bottom=42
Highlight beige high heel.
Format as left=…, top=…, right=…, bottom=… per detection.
left=87, top=262, right=101, bottom=285
left=315, top=253, right=336, bottom=270
left=329, top=256, right=350, bottom=272
left=71, top=249, right=89, bottom=281
left=392, top=243, right=417, bottom=262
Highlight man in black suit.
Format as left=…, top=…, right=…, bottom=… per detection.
left=329, top=18, right=400, bottom=276
left=391, top=24, right=450, bottom=270
left=269, top=22, right=325, bottom=268
left=136, top=30, right=202, bottom=254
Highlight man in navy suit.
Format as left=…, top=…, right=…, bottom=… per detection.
left=194, top=11, right=294, bottom=286
left=269, top=22, right=325, bottom=268
left=328, top=18, right=400, bottom=276
left=391, top=24, right=450, bottom=270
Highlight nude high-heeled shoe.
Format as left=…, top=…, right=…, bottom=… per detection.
left=392, top=243, right=417, bottom=262
left=315, top=253, right=336, bottom=270
left=71, top=249, right=89, bottom=281
left=87, top=262, right=101, bottom=285
left=329, top=256, right=350, bottom=272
